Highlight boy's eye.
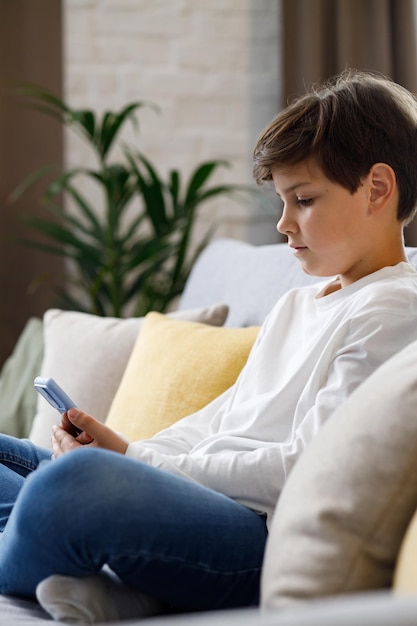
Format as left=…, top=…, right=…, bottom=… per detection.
left=297, top=197, right=314, bottom=208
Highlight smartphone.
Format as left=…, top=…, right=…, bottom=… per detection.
left=34, top=377, right=77, bottom=414
left=34, top=376, right=83, bottom=437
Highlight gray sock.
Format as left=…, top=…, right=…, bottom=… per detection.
left=36, top=571, right=166, bottom=624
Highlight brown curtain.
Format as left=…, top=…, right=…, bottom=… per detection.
left=281, top=0, right=417, bottom=245
left=0, top=0, right=64, bottom=367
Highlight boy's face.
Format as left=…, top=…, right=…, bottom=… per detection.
left=271, top=159, right=379, bottom=287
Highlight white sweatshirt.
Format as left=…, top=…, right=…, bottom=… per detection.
left=125, top=262, right=417, bottom=526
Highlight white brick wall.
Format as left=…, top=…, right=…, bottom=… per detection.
left=63, top=0, right=280, bottom=245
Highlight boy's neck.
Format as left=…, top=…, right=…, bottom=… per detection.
left=317, top=250, right=408, bottom=298
left=318, top=278, right=342, bottom=297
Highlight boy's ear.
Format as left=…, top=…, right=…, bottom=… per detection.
left=368, top=163, right=396, bottom=211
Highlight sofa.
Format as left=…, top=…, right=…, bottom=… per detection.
left=2, top=237, right=417, bottom=624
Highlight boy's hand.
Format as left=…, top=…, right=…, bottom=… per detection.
left=52, top=408, right=129, bottom=458
left=60, top=411, right=84, bottom=439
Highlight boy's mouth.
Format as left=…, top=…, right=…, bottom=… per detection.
left=289, top=244, right=308, bottom=253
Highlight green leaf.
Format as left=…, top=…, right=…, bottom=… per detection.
left=14, top=84, right=71, bottom=117
left=184, top=160, right=230, bottom=207
left=168, top=169, right=180, bottom=216
left=23, top=215, right=103, bottom=263
left=189, top=184, right=241, bottom=207
left=126, top=149, right=168, bottom=235
left=70, top=110, right=96, bottom=143
left=8, top=165, right=60, bottom=202
left=97, top=102, right=158, bottom=160
left=59, top=184, right=103, bottom=235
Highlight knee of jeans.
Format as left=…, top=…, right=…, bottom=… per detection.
left=41, top=446, right=101, bottom=478
left=14, top=449, right=111, bottom=526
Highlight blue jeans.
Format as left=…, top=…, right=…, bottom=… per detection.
left=0, top=435, right=268, bottom=611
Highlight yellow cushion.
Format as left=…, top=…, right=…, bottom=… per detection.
left=394, top=508, right=417, bottom=593
left=105, top=312, right=259, bottom=441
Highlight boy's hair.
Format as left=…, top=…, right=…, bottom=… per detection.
left=253, top=69, right=417, bottom=224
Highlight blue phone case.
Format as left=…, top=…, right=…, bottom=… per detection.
left=34, top=377, right=77, bottom=414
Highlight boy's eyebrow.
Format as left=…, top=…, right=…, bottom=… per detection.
left=277, top=181, right=312, bottom=196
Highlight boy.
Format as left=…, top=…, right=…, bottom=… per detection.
left=1, top=69, right=417, bottom=623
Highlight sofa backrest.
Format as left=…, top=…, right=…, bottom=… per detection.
left=179, top=238, right=417, bottom=327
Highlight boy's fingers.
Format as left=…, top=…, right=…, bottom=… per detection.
left=52, top=424, right=81, bottom=455
left=67, top=408, right=128, bottom=453
left=67, top=408, right=96, bottom=433
left=77, top=431, right=94, bottom=445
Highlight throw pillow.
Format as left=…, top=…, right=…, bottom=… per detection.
left=261, top=337, right=417, bottom=608
left=393, top=508, right=417, bottom=593
left=0, top=318, right=44, bottom=438
left=105, top=312, right=259, bottom=441
left=29, top=305, right=228, bottom=449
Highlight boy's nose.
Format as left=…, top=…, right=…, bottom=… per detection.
left=277, top=208, right=297, bottom=235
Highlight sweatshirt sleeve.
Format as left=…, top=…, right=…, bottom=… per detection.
left=126, top=441, right=284, bottom=521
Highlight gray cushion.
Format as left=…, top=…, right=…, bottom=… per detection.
left=178, top=238, right=321, bottom=327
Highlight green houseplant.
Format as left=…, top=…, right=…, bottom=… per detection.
left=13, top=86, right=247, bottom=317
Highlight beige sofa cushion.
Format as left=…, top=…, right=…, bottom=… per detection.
left=262, top=337, right=417, bottom=608
left=29, top=305, right=228, bottom=449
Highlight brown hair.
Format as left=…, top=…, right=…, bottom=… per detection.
left=253, top=69, right=417, bottom=224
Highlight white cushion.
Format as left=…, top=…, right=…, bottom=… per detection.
left=29, top=305, right=228, bottom=448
